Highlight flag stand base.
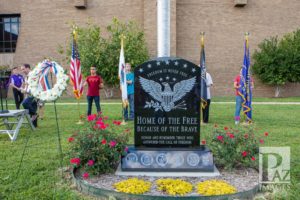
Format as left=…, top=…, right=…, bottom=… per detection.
left=121, top=120, right=127, bottom=126
left=241, top=121, right=251, bottom=126
left=76, top=120, right=84, bottom=125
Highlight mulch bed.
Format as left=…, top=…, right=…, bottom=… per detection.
left=78, top=168, right=259, bottom=196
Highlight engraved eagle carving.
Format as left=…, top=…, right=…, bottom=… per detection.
left=139, top=76, right=196, bottom=112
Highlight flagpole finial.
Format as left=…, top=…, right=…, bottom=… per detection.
left=245, top=32, right=250, bottom=40
left=72, top=25, right=78, bottom=40
left=119, top=34, right=126, bottom=48
left=200, top=32, right=205, bottom=47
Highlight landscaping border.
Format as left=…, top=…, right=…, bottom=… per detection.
left=72, top=168, right=260, bottom=200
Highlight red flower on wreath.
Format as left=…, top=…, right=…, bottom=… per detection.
left=229, top=134, right=235, bottom=139
left=251, top=156, right=256, bottom=161
left=201, top=140, right=206, bottom=145
left=68, top=137, right=74, bottom=142
left=224, top=127, right=229, bottom=131
left=244, top=134, right=249, bottom=139
left=242, top=151, right=247, bottom=157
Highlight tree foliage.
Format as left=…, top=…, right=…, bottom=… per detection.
left=62, top=18, right=149, bottom=86
left=252, top=29, right=300, bottom=86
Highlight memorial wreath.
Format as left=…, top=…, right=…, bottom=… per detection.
left=28, top=60, right=69, bottom=101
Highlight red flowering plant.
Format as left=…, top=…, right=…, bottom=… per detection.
left=207, top=125, right=269, bottom=170
left=68, top=114, right=130, bottom=176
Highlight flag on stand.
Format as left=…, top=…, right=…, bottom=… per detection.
left=238, top=34, right=252, bottom=122
left=70, top=30, right=83, bottom=99
left=118, top=36, right=128, bottom=108
left=200, top=34, right=207, bottom=109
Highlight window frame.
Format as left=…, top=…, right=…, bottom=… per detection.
left=0, top=14, right=21, bottom=53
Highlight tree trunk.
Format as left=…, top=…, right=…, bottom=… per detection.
left=274, top=85, right=281, bottom=98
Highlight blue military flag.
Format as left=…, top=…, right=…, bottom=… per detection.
left=200, top=35, right=207, bottom=108
left=238, top=35, right=252, bottom=122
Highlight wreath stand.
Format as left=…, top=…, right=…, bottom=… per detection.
left=16, top=60, right=69, bottom=179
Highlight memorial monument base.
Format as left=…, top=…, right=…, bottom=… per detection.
left=121, top=146, right=216, bottom=172
left=116, top=164, right=220, bottom=177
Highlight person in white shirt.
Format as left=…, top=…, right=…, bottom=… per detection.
left=21, top=64, right=38, bottom=127
left=202, top=72, right=213, bottom=124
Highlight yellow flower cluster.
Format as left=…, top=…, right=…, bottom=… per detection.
left=156, top=178, right=193, bottom=196
left=197, top=179, right=237, bottom=196
left=113, top=178, right=151, bottom=194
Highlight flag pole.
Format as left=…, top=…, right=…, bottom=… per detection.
left=72, top=26, right=84, bottom=125
left=76, top=95, right=83, bottom=124
left=120, top=34, right=127, bottom=125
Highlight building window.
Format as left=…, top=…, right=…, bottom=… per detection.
left=0, top=14, right=21, bottom=53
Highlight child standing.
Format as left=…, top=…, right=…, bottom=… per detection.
left=9, top=66, right=24, bottom=109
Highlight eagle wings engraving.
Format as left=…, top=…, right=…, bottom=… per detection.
left=139, top=76, right=196, bottom=112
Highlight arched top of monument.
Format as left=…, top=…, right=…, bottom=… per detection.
left=134, top=57, right=199, bottom=76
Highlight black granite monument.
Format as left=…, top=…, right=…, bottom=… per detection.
left=121, top=57, right=214, bottom=172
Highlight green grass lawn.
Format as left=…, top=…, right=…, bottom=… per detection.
left=4, top=96, right=300, bottom=105
left=0, top=98, right=299, bottom=199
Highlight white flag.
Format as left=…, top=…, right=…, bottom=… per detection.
left=118, top=39, right=128, bottom=106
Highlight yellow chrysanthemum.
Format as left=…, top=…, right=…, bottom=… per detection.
left=156, top=178, right=193, bottom=196
left=113, top=178, right=151, bottom=194
left=197, top=179, right=237, bottom=196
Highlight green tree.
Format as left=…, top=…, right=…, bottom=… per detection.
left=61, top=18, right=149, bottom=89
left=252, top=30, right=300, bottom=97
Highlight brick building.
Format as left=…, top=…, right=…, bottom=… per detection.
left=1, top=0, right=300, bottom=97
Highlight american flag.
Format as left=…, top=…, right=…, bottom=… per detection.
left=70, top=34, right=83, bottom=99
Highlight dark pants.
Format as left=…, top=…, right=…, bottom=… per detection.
left=87, top=96, right=101, bottom=116
left=12, top=88, right=24, bottom=109
left=124, top=94, right=134, bottom=120
left=202, top=99, right=211, bottom=123
left=22, top=96, right=38, bottom=127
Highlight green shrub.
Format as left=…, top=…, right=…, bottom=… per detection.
left=252, top=29, right=300, bottom=97
left=208, top=125, right=269, bottom=170
left=59, top=18, right=149, bottom=86
left=68, top=114, right=129, bottom=177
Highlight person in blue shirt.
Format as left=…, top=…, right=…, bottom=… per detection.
left=9, top=66, right=24, bottom=109
left=124, top=63, right=134, bottom=121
